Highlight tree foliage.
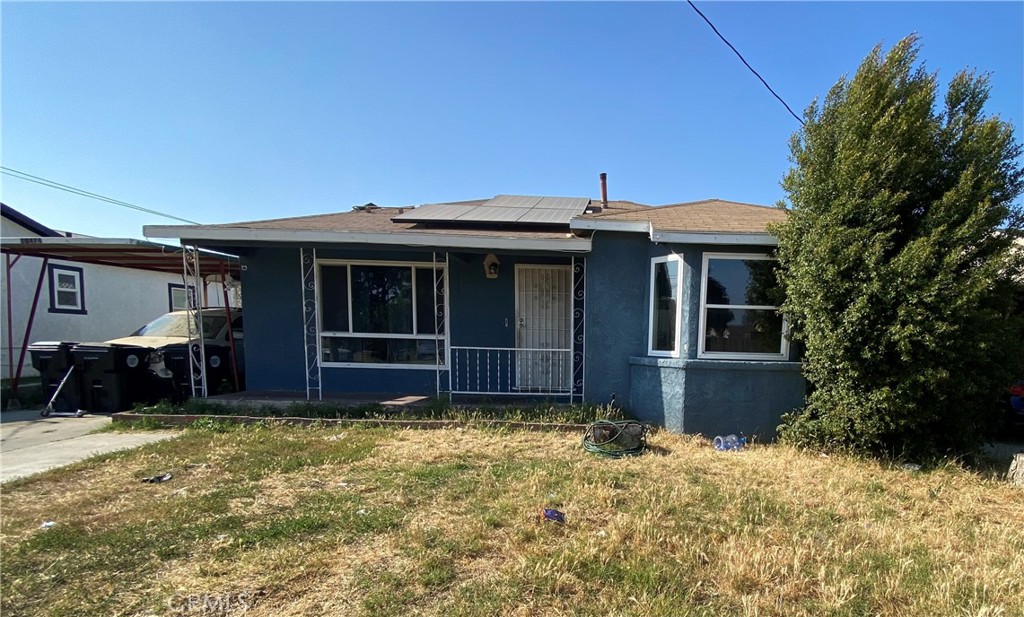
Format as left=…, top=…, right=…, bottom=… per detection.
left=773, top=35, right=1024, bottom=457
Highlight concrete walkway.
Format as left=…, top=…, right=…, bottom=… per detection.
left=0, top=409, right=178, bottom=483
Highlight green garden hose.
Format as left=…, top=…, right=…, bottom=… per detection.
left=582, top=420, right=648, bottom=458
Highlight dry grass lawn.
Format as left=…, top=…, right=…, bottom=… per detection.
left=1, top=423, right=1022, bottom=616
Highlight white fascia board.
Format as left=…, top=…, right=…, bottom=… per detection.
left=569, top=218, right=652, bottom=233
left=1, top=236, right=164, bottom=248
left=650, top=231, right=778, bottom=246
left=143, top=225, right=592, bottom=253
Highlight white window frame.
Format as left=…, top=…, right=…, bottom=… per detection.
left=48, top=264, right=86, bottom=314
left=168, top=283, right=197, bottom=311
left=315, top=259, right=448, bottom=370
left=698, top=252, right=788, bottom=360
left=648, top=254, right=683, bottom=358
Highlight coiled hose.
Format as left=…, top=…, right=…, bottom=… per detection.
left=582, top=420, right=648, bottom=458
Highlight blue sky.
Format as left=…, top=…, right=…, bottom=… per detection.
left=2, top=1, right=1022, bottom=239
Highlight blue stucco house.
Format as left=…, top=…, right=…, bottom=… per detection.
left=145, top=186, right=805, bottom=438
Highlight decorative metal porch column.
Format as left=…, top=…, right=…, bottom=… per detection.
left=433, top=251, right=450, bottom=397
left=301, top=248, right=322, bottom=401
left=571, top=256, right=586, bottom=403
left=182, top=244, right=207, bottom=398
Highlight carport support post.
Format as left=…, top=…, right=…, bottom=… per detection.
left=10, top=257, right=49, bottom=397
left=219, top=262, right=240, bottom=392
left=182, top=244, right=207, bottom=398
left=5, top=254, right=17, bottom=381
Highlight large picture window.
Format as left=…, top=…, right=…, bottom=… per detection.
left=318, top=261, right=445, bottom=367
left=47, top=264, right=86, bottom=314
left=699, top=253, right=787, bottom=359
left=648, top=255, right=682, bottom=356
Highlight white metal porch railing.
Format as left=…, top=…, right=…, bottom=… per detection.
left=449, top=346, right=572, bottom=396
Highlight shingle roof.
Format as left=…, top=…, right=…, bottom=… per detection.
left=587, top=199, right=786, bottom=233
left=155, top=196, right=782, bottom=241
left=193, top=206, right=577, bottom=240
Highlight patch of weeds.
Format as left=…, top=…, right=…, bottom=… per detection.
left=188, top=416, right=240, bottom=432
left=687, top=472, right=727, bottom=511
left=445, top=579, right=526, bottom=617
left=863, top=478, right=888, bottom=495
left=418, top=555, right=457, bottom=589
left=96, top=416, right=176, bottom=432
left=132, top=399, right=178, bottom=414
left=409, top=461, right=473, bottom=489
left=235, top=514, right=332, bottom=548
left=182, top=397, right=235, bottom=415
left=294, top=491, right=406, bottom=539
left=356, top=568, right=418, bottom=617
left=215, top=427, right=381, bottom=480
left=410, top=527, right=487, bottom=562
left=4, top=520, right=185, bottom=616
left=737, top=489, right=792, bottom=527
left=804, top=507, right=844, bottom=533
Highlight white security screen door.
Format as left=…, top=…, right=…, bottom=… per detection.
left=515, top=265, right=572, bottom=391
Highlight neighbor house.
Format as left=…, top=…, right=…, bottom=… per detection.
left=1, top=203, right=237, bottom=382
left=145, top=185, right=805, bottom=438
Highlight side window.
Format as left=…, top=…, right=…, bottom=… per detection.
left=699, top=253, right=787, bottom=359
left=48, top=264, right=86, bottom=314
left=168, top=284, right=196, bottom=311
left=648, top=255, right=682, bottom=356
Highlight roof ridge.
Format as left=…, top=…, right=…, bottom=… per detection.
left=208, top=207, right=410, bottom=228
left=652, top=198, right=774, bottom=210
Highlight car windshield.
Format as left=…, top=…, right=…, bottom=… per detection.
left=131, top=313, right=228, bottom=338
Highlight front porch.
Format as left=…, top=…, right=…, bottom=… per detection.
left=294, top=248, right=587, bottom=402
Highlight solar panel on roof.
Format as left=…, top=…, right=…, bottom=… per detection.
left=392, top=203, right=476, bottom=221
left=390, top=195, right=590, bottom=226
left=456, top=207, right=531, bottom=223
left=487, top=195, right=543, bottom=208
left=531, top=197, right=590, bottom=210
left=517, top=207, right=582, bottom=224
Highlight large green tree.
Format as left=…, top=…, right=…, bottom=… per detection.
left=774, top=35, right=1024, bottom=457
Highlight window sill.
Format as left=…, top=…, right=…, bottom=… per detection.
left=48, top=307, right=87, bottom=315
left=646, top=350, right=681, bottom=358
left=698, top=352, right=788, bottom=362
left=629, top=356, right=801, bottom=371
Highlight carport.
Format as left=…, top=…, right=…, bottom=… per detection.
left=1, top=237, right=242, bottom=401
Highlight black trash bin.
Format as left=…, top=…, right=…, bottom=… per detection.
left=156, top=343, right=233, bottom=401
left=28, top=341, right=82, bottom=414
left=71, top=343, right=155, bottom=413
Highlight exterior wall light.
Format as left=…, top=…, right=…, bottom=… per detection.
left=483, top=254, right=500, bottom=279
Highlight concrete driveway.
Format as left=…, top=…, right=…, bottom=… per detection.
left=0, top=410, right=177, bottom=483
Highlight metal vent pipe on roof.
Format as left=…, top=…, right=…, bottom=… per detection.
left=599, top=173, right=608, bottom=208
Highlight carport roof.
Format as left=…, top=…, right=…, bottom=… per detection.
left=0, top=236, right=241, bottom=277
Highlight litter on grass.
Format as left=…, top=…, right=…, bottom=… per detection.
left=540, top=508, right=566, bottom=524
left=713, top=434, right=745, bottom=451
left=141, top=472, right=173, bottom=484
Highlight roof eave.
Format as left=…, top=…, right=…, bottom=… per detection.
left=569, top=218, right=652, bottom=233
left=143, top=225, right=592, bottom=253
left=650, top=230, right=778, bottom=246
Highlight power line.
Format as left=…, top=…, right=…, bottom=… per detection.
left=686, top=1, right=805, bottom=125
left=0, top=166, right=201, bottom=225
